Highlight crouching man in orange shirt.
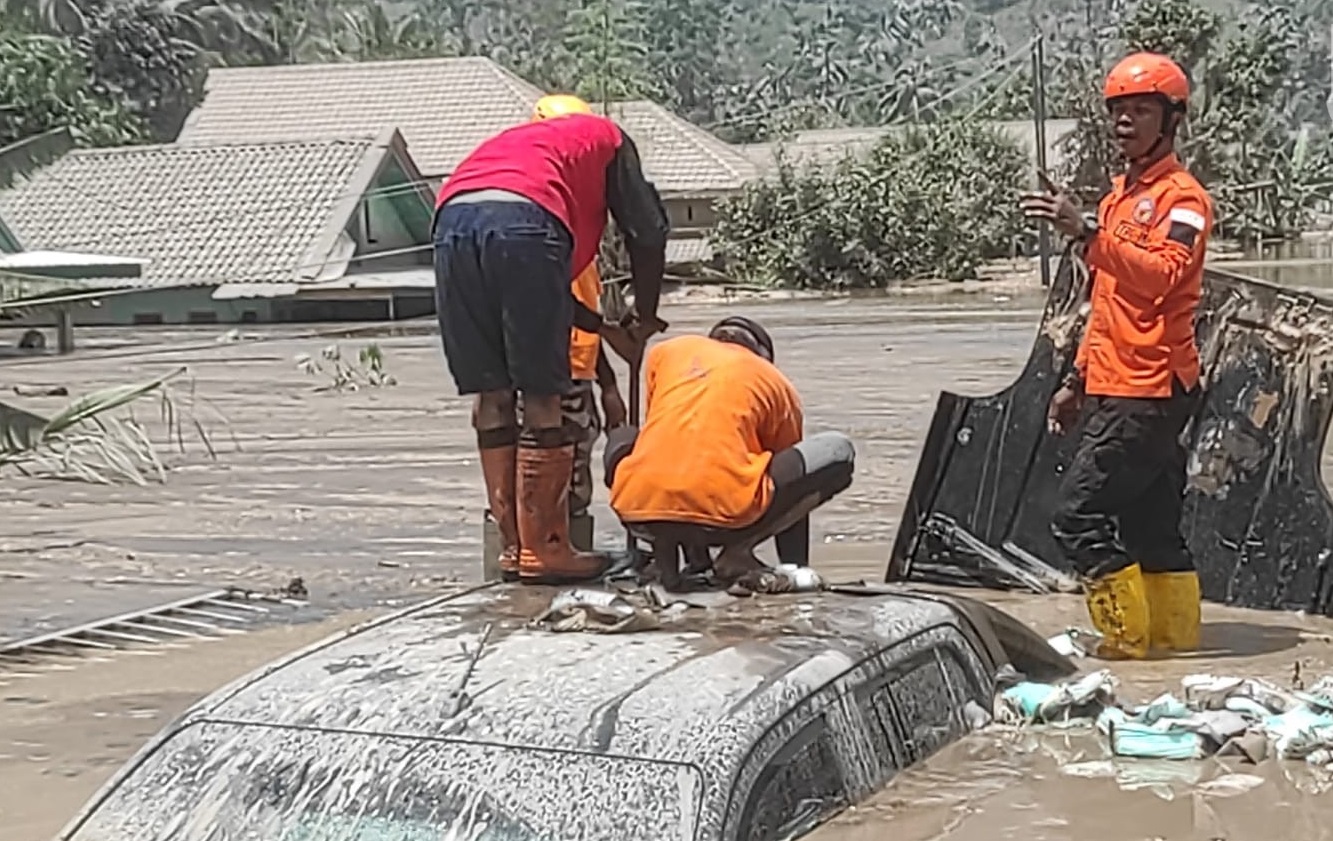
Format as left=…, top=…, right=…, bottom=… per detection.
left=602, top=316, right=855, bottom=581
left=1021, top=52, right=1210, bottom=660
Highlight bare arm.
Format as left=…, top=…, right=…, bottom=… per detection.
left=596, top=342, right=618, bottom=389
left=605, top=129, right=670, bottom=325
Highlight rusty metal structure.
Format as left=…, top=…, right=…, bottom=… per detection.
left=889, top=249, right=1333, bottom=615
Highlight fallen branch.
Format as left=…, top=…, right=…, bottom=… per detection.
left=0, top=366, right=228, bottom=485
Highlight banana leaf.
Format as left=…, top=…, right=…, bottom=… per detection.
left=0, top=366, right=194, bottom=484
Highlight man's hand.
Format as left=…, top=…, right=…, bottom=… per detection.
left=600, top=384, right=628, bottom=429
left=1020, top=186, right=1085, bottom=240
left=628, top=313, right=668, bottom=343
left=601, top=322, right=643, bottom=365
left=602, top=313, right=668, bottom=364
left=1047, top=385, right=1084, bottom=435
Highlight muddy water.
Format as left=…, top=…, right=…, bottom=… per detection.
left=0, top=612, right=375, bottom=841
left=5, top=284, right=1333, bottom=839
left=1214, top=237, right=1333, bottom=290
left=817, top=547, right=1333, bottom=841
left=824, top=731, right=1333, bottom=841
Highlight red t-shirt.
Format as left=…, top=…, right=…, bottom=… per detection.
left=437, top=114, right=623, bottom=282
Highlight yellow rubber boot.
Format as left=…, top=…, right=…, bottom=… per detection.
left=1084, top=563, right=1151, bottom=660
left=1143, top=570, right=1201, bottom=652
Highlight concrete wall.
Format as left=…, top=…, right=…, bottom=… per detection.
left=5, top=286, right=276, bottom=329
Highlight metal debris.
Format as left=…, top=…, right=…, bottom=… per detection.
left=0, top=586, right=308, bottom=682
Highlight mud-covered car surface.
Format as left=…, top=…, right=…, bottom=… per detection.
left=57, top=583, right=1066, bottom=841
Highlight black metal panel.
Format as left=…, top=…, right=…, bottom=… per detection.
left=887, top=250, right=1333, bottom=615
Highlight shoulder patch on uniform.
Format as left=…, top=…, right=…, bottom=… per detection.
left=1167, top=221, right=1200, bottom=248
left=1168, top=207, right=1206, bottom=231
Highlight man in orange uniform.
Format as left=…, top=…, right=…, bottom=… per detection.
left=604, top=317, right=855, bottom=579
left=565, top=261, right=629, bottom=544
left=1021, top=52, right=1211, bottom=659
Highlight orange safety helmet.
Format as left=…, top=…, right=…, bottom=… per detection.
left=1103, top=52, right=1190, bottom=106
left=532, top=94, right=594, bottom=122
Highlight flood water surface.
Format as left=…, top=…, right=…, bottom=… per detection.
left=819, top=728, right=1333, bottom=841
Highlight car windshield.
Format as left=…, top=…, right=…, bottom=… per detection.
left=68, top=721, right=703, bottom=841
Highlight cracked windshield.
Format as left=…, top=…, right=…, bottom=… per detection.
left=4, top=0, right=1333, bottom=838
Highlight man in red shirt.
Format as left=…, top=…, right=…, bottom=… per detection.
left=1021, top=53, right=1211, bottom=660
left=434, top=93, right=670, bottom=585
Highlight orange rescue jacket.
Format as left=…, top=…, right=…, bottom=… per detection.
left=1077, top=153, right=1213, bottom=398
left=609, top=334, right=804, bottom=528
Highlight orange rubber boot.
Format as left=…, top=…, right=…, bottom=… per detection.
left=517, top=444, right=611, bottom=584
left=479, top=445, right=520, bottom=581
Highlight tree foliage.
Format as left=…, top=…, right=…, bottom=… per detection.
left=1, top=0, right=216, bottom=143
left=557, top=0, right=661, bottom=103
left=1044, top=0, right=1333, bottom=243
left=710, top=119, right=1029, bottom=287
left=0, top=22, right=143, bottom=147
left=76, top=0, right=209, bottom=140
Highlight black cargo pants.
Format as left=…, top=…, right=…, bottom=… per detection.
left=1051, top=379, right=1200, bottom=580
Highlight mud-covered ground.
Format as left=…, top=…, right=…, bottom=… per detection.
left=4, top=288, right=1333, bottom=840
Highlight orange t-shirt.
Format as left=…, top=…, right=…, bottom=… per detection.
left=569, top=260, right=602, bottom=381
left=610, top=334, right=804, bottom=528
left=1077, top=153, right=1213, bottom=398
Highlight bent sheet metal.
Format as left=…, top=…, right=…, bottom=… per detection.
left=888, top=248, right=1333, bottom=615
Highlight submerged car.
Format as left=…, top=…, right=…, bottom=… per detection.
left=55, top=582, right=1068, bottom=841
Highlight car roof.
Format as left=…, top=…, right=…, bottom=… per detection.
left=186, top=584, right=962, bottom=767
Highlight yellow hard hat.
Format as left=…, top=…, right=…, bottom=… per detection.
left=532, top=94, right=593, bottom=122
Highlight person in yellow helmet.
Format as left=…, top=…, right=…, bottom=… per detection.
left=512, top=95, right=629, bottom=562
left=435, top=88, right=668, bottom=585
left=532, top=93, right=594, bottom=121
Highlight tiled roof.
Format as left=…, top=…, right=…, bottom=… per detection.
left=599, top=101, right=759, bottom=196
left=0, top=134, right=397, bottom=288
left=178, top=57, right=756, bottom=195
left=665, top=238, right=714, bottom=266
left=177, top=57, right=545, bottom=177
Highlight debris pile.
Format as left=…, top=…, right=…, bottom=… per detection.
left=531, top=584, right=741, bottom=634
left=996, top=670, right=1333, bottom=769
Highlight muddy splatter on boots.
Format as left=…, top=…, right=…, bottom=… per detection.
left=478, top=442, right=520, bottom=581
left=1143, top=570, right=1202, bottom=652
left=517, top=443, right=611, bottom=584
left=1083, top=563, right=1151, bottom=660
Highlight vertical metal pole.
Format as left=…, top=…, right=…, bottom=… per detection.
left=1032, top=33, right=1052, bottom=288
left=624, top=352, right=642, bottom=559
